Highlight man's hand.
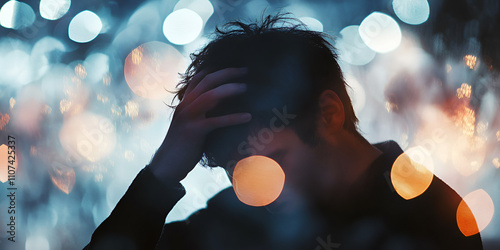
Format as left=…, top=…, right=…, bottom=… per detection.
left=149, top=67, right=251, bottom=183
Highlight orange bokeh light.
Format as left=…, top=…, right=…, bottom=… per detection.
left=391, top=146, right=434, bottom=200
left=0, top=112, right=9, bottom=130
left=232, top=155, right=285, bottom=207
left=457, top=189, right=494, bottom=236
left=0, top=144, right=18, bottom=183
left=124, top=41, right=187, bottom=100
left=49, top=163, right=76, bottom=194
left=59, top=112, right=116, bottom=162
left=451, top=136, right=486, bottom=176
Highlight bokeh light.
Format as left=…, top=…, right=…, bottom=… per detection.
left=59, top=112, right=116, bottom=162
left=457, top=189, right=495, bottom=236
left=0, top=112, right=9, bottom=130
left=299, top=16, right=323, bottom=32
left=40, top=0, right=71, bottom=20
left=337, top=25, right=376, bottom=66
left=25, top=235, right=50, bottom=250
left=0, top=144, right=18, bottom=183
left=464, top=55, right=478, bottom=70
left=0, top=39, right=31, bottom=86
left=359, top=12, right=402, bottom=53
left=391, top=146, right=434, bottom=200
left=0, top=0, right=35, bottom=29
left=451, top=133, right=486, bottom=177
left=49, top=162, right=76, bottom=194
left=68, top=10, right=102, bottom=43
left=232, top=155, right=285, bottom=207
left=162, top=8, right=203, bottom=45
left=393, top=0, right=430, bottom=25
left=493, top=158, right=500, bottom=169
left=11, top=85, right=47, bottom=136
left=83, top=53, right=110, bottom=84
left=345, top=74, right=366, bottom=113
left=31, top=37, right=67, bottom=80
left=124, top=41, right=187, bottom=99
left=174, top=0, right=214, bottom=23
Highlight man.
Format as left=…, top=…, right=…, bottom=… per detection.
left=85, top=14, right=483, bottom=249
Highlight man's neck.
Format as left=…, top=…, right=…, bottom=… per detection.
left=313, top=132, right=383, bottom=204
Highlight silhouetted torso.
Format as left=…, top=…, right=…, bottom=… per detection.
left=86, top=141, right=483, bottom=250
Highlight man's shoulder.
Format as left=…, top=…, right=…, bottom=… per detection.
left=369, top=140, right=483, bottom=249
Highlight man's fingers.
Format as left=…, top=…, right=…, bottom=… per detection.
left=187, top=83, right=247, bottom=117
left=188, top=67, right=248, bottom=100
left=183, top=69, right=209, bottom=98
left=203, top=113, right=252, bottom=131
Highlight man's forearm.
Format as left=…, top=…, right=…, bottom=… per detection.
left=84, top=166, right=185, bottom=250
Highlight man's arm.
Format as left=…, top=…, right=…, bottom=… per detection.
left=84, top=166, right=185, bottom=250
left=83, top=67, right=251, bottom=249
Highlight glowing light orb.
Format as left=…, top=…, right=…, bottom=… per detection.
left=31, top=37, right=66, bottom=79
left=68, top=10, right=102, bottom=43
left=359, top=12, right=402, bottom=53
left=457, top=189, right=495, bottom=236
left=48, top=162, right=75, bottom=194
left=345, top=74, right=366, bottom=112
left=162, top=8, right=203, bottom=45
left=464, top=55, right=478, bottom=69
left=0, top=144, right=18, bottom=183
left=11, top=85, right=46, bottom=136
left=232, top=155, right=285, bottom=207
left=337, top=25, right=376, bottom=66
left=457, top=83, right=472, bottom=99
left=40, top=0, right=71, bottom=20
left=451, top=136, right=485, bottom=176
left=493, top=158, right=500, bottom=169
left=174, top=0, right=214, bottom=23
left=0, top=112, right=10, bottom=130
left=124, top=41, right=186, bottom=99
left=0, top=0, right=35, bottom=29
left=391, top=146, right=434, bottom=200
left=59, top=112, right=116, bottom=162
left=25, top=235, right=50, bottom=250
left=83, top=53, right=109, bottom=84
left=393, top=0, right=430, bottom=25
left=299, top=17, right=323, bottom=32
left=0, top=48, right=31, bottom=86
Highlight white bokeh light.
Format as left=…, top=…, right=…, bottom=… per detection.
left=40, top=0, right=71, bottom=20
left=0, top=49, right=31, bottom=86
left=31, top=36, right=66, bottom=79
left=345, top=74, right=366, bottom=113
left=0, top=0, right=35, bottom=29
left=68, top=10, right=102, bottom=43
left=337, top=25, right=376, bottom=66
left=393, top=0, right=430, bottom=25
left=163, top=8, right=203, bottom=45
left=25, top=235, right=50, bottom=250
left=174, top=0, right=213, bottom=23
left=83, top=53, right=109, bottom=84
left=299, top=17, right=323, bottom=32
left=359, top=12, right=402, bottom=53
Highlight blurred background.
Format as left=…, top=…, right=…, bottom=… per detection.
left=0, top=0, right=499, bottom=249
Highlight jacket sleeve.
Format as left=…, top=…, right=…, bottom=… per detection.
left=84, top=166, right=186, bottom=250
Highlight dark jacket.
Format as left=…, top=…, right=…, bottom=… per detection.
left=85, top=141, right=483, bottom=249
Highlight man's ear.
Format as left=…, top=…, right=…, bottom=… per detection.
left=318, top=90, right=345, bottom=132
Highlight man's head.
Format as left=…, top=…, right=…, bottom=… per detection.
left=174, top=14, right=361, bottom=169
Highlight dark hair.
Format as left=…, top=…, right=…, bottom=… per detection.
left=174, top=13, right=360, bottom=168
